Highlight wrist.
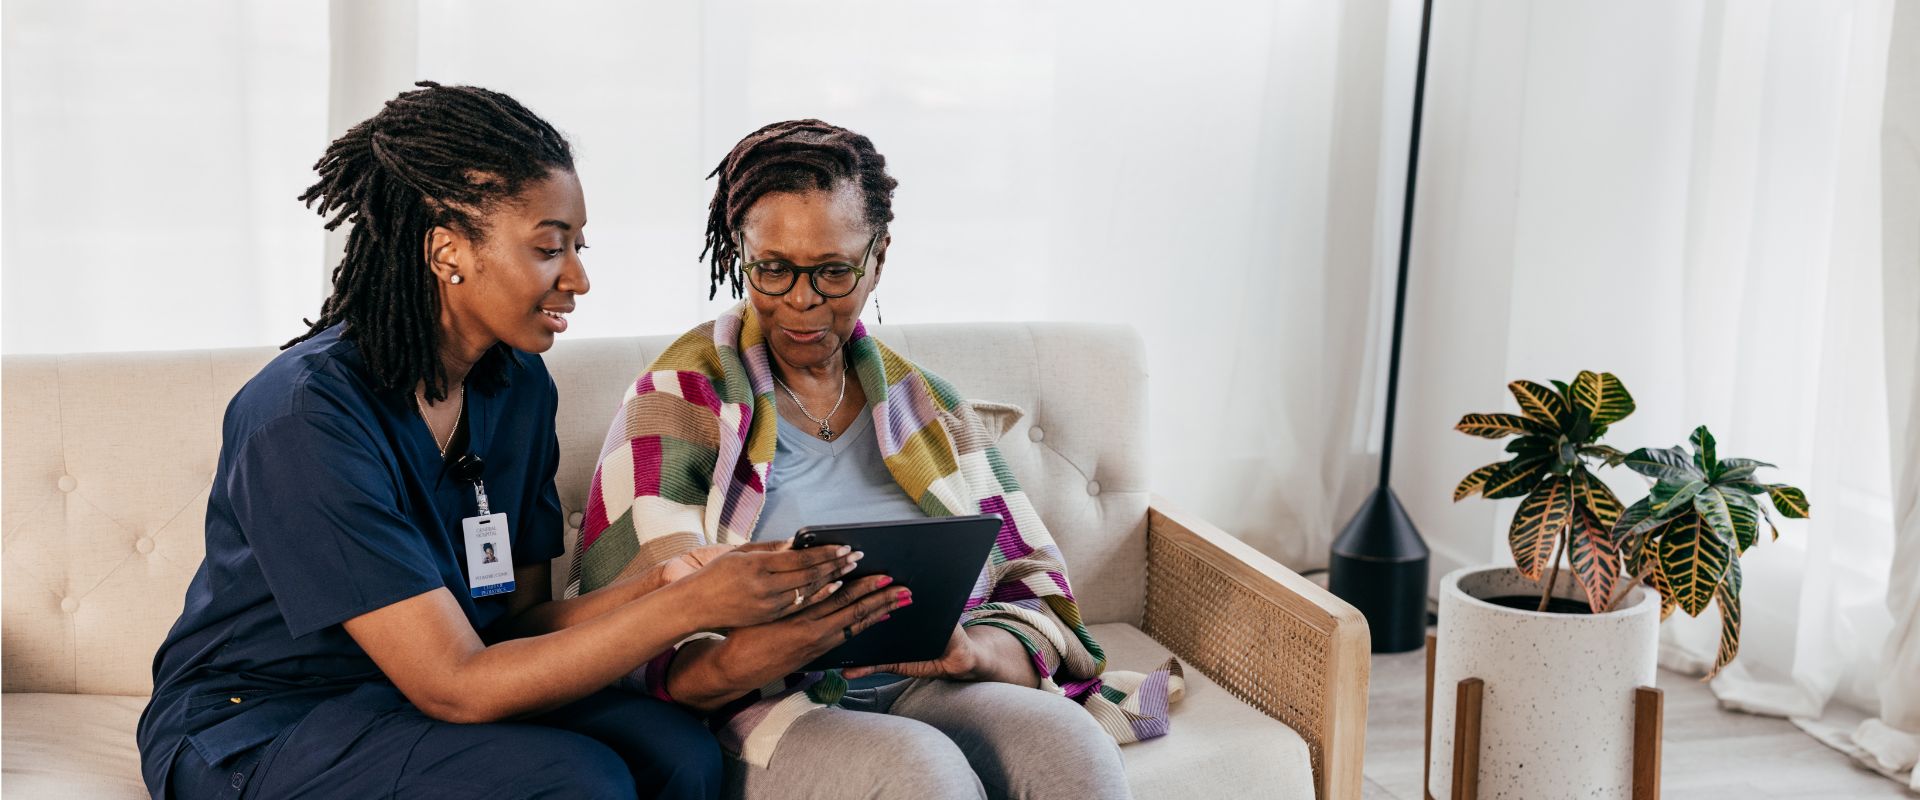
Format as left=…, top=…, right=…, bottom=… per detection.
left=955, top=627, right=991, bottom=681
left=648, top=578, right=718, bottom=637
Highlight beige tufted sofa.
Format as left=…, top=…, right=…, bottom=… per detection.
left=1, top=323, right=1369, bottom=799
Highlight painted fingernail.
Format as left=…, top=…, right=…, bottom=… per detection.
left=880, top=614, right=892, bottom=622
left=876, top=576, right=893, bottom=588
left=836, top=546, right=852, bottom=556
left=825, top=581, right=843, bottom=594
left=850, top=551, right=866, bottom=562
left=895, top=589, right=910, bottom=601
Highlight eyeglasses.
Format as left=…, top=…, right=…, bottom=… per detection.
left=738, top=232, right=879, bottom=299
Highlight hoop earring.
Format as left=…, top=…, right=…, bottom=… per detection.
left=449, top=274, right=464, bottom=285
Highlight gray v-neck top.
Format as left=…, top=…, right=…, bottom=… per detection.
left=751, top=412, right=927, bottom=543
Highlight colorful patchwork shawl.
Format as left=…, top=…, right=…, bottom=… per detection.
left=570, top=302, right=1181, bottom=767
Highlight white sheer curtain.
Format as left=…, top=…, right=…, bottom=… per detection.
left=352, top=0, right=1407, bottom=566
left=1393, top=0, right=1911, bottom=785
left=1847, top=0, right=1920, bottom=786
left=0, top=0, right=327, bottom=354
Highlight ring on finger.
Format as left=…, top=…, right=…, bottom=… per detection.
left=794, top=588, right=805, bottom=607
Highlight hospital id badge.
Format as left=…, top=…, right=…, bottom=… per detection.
left=463, top=513, right=516, bottom=598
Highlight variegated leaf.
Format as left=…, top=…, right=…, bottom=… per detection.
left=1568, top=508, right=1622, bottom=613
left=1647, top=566, right=1678, bottom=621
left=1509, top=380, right=1570, bottom=429
left=1723, top=490, right=1761, bottom=552
left=1510, top=476, right=1573, bottom=581
left=1657, top=513, right=1729, bottom=617
left=1456, top=413, right=1546, bottom=439
left=1581, top=444, right=1630, bottom=467
left=1623, top=446, right=1703, bottom=483
left=1613, top=497, right=1655, bottom=539
left=1767, top=484, right=1810, bottom=518
left=1454, top=462, right=1504, bottom=502
left=1690, top=426, right=1718, bottom=474
left=1652, top=478, right=1708, bottom=516
left=1484, top=455, right=1551, bottom=500
left=1572, top=371, right=1636, bottom=427
left=1507, top=435, right=1554, bottom=456
left=1570, top=466, right=1624, bottom=529
left=1622, top=514, right=1670, bottom=577
left=1614, top=497, right=1655, bottom=572
left=1710, top=556, right=1743, bottom=678
left=1693, top=487, right=1736, bottom=547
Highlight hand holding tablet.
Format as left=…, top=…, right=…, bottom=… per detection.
left=793, top=515, right=1002, bottom=671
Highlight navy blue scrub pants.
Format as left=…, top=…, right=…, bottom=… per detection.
left=166, top=684, right=721, bottom=799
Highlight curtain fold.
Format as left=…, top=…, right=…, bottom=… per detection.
left=1396, top=7, right=1906, bottom=790
left=1849, top=0, right=1920, bottom=787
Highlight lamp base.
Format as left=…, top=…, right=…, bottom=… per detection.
left=1330, top=485, right=1430, bottom=653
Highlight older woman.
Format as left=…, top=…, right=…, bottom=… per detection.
left=137, top=86, right=874, bottom=800
left=574, top=121, right=1173, bottom=800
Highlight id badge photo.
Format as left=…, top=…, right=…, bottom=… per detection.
left=464, top=512, right=516, bottom=597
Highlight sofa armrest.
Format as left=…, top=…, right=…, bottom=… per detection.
left=1141, top=495, right=1370, bottom=800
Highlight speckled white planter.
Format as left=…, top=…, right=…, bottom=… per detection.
left=1428, top=566, right=1659, bottom=800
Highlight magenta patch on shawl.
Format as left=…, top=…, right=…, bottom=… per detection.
left=979, top=497, right=1033, bottom=560
left=580, top=471, right=609, bottom=550
left=635, top=372, right=655, bottom=393
left=849, top=321, right=869, bottom=342
left=988, top=581, right=1038, bottom=604
left=1049, top=571, right=1077, bottom=601
left=734, top=454, right=763, bottom=493
left=1027, top=649, right=1054, bottom=679
left=631, top=437, right=664, bottom=497
left=1059, top=676, right=1104, bottom=701
left=676, top=372, right=722, bottom=413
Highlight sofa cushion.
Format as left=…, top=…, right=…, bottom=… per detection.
left=0, top=627, right=1312, bottom=800
left=3, top=693, right=148, bottom=799
left=1092, top=623, right=1315, bottom=799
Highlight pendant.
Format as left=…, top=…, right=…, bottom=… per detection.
left=818, top=422, right=833, bottom=440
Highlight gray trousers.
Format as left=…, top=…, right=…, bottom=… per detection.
left=725, top=679, right=1134, bottom=800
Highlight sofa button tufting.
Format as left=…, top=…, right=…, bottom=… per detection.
left=1086, top=480, right=1101, bottom=496
left=568, top=512, right=584, bottom=528
left=1028, top=427, right=1045, bottom=442
left=59, top=597, right=78, bottom=614
left=56, top=474, right=77, bottom=493
left=135, top=537, right=155, bottom=554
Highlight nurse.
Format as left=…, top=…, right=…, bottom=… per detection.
left=135, top=82, right=899, bottom=799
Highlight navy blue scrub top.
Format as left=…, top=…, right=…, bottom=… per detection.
left=136, top=324, right=565, bottom=795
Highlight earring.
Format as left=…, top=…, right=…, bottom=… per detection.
left=875, top=295, right=884, bottom=325
left=449, top=274, right=464, bottom=285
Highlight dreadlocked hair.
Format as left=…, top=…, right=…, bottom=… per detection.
left=288, top=80, right=574, bottom=401
left=701, top=119, right=898, bottom=300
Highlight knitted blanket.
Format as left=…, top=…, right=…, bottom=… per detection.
left=570, top=302, right=1180, bottom=767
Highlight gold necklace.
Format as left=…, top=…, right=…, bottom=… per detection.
left=414, top=383, right=465, bottom=456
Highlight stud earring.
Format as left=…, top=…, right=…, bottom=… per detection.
left=449, top=274, right=463, bottom=285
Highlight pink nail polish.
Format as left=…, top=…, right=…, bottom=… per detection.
left=895, top=589, right=910, bottom=601
left=876, top=576, right=893, bottom=588
left=879, top=614, right=892, bottom=622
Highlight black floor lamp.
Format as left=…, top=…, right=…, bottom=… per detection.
left=1329, top=0, right=1436, bottom=655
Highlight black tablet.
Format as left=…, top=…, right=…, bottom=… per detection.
left=793, top=514, right=1002, bottom=671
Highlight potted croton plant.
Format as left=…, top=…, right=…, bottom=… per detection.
left=1427, top=372, right=1810, bottom=799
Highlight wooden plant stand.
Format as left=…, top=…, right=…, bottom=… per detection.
left=1422, top=632, right=1664, bottom=800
